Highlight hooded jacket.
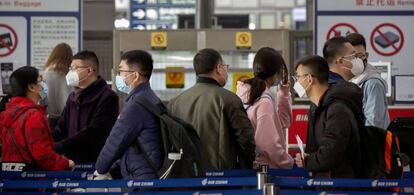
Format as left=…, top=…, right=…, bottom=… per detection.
left=236, top=81, right=293, bottom=169
left=306, top=80, right=363, bottom=178
left=350, top=64, right=390, bottom=129
left=1, top=97, right=70, bottom=171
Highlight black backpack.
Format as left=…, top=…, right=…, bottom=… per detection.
left=345, top=101, right=405, bottom=179
left=388, top=117, right=414, bottom=170
left=133, top=96, right=204, bottom=179
left=359, top=125, right=404, bottom=179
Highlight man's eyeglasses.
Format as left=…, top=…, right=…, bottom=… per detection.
left=69, top=66, right=89, bottom=71
left=220, top=63, right=230, bottom=70
left=341, top=53, right=358, bottom=60
left=117, top=69, right=135, bottom=75
left=292, top=74, right=311, bottom=82
left=355, top=52, right=368, bottom=59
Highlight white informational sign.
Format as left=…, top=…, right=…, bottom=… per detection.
left=31, top=17, right=79, bottom=69
left=370, top=61, right=392, bottom=97
left=317, top=0, right=414, bottom=11
left=314, top=0, right=414, bottom=76
left=394, top=75, right=414, bottom=103
left=0, top=0, right=81, bottom=94
left=0, top=0, right=79, bottom=12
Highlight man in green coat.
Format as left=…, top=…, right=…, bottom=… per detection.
left=168, top=48, right=256, bottom=169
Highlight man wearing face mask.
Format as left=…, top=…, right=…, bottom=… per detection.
left=168, top=48, right=255, bottom=169
left=94, top=50, right=162, bottom=179
left=293, top=55, right=362, bottom=178
left=346, top=33, right=390, bottom=129
left=322, top=36, right=365, bottom=83
left=53, top=50, right=119, bottom=163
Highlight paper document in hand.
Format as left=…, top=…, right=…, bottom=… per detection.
left=296, top=134, right=304, bottom=159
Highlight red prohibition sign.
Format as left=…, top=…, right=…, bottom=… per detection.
left=0, top=24, right=18, bottom=57
left=370, top=23, right=404, bottom=57
left=326, top=23, right=358, bottom=41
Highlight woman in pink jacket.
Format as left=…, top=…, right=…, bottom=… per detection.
left=236, top=47, right=293, bottom=169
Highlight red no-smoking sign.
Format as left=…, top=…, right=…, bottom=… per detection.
left=0, top=24, right=18, bottom=57
left=326, top=23, right=358, bottom=41
left=370, top=23, right=404, bottom=57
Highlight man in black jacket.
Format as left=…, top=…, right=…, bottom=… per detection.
left=294, top=55, right=362, bottom=178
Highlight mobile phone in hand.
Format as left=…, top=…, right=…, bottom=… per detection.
left=282, top=64, right=289, bottom=85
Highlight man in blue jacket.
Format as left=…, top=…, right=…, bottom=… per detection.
left=346, top=33, right=390, bottom=129
left=94, top=50, right=162, bottom=179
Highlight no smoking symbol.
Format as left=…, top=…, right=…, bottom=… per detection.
left=370, top=23, right=404, bottom=57
left=326, top=23, right=358, bottom=41
left=0, top=24, right=18, bottom=57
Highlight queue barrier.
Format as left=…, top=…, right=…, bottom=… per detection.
left=1, top=169, right=413, bottom=180
left=0, top=177, right=257, bottom=189
left=1, top=165, right=414, bottom=194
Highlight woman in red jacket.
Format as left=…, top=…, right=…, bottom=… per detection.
left=1, top=66, right=74, bottom=171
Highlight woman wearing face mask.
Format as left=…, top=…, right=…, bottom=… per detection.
left=236, top=47, right=293, bottom=169
left=43, top=43, right=73, bottom=129
left=0, top=66, right=74, bottom=171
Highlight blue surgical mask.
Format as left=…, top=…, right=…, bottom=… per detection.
left=115, top=75, right=130, bottom=94
left=272, top=80, right=281, bottom=87
left=40, top=82, right=48, bottom=100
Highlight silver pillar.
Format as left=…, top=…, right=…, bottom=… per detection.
left=195, top=0, right=214, bottom=29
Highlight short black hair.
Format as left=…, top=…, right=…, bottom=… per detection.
left=121, top=50, right=153, bottom=79
left=295, top=55, right=329, bottom=84
left=73, top=50, right=99, bottom=72
left=10, top=66, right=39, bottom=97
left=193, top=48, right=222, bottom=75
left=322, top=36, right=350, bottom=65
left=346, top=33, right=366, bottom=49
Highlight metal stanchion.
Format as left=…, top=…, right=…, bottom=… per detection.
left=260, top=164, right=269, bottom=174
left=257, top=164, right=269, bottom=190
left=263, top=183, right=274, bottom=195
left=257, top=172, right=265, bottom=190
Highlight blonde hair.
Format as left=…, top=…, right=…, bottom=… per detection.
left=44, top=43, right=73, bottom=75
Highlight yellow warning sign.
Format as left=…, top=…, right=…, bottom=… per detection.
left=236, top=32, right=252, bottom=49
left=232, top=72, right=254, bottom=93
left=166, top=67, right=185, bottom=88
left=151, top=32, right=167, bottom=49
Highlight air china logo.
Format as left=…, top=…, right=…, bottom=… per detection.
left=127, top=180, right=134, bottom=188
left=200, top=179, right=228, bottom=186
left=296, top=114, right=308, bottom=122
left=52, top=181, right=59, bottom=188
left=201, top=179, right=208, bottom=186
left=307, top=179, right=314, bottom=186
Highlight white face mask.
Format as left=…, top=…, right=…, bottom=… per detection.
left=65, top=69, right=88, bottom=87
left=293, top=81, right=308, bottom=98
left=344, top=57, right=364, bottom=76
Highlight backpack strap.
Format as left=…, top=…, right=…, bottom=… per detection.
left=132, top=138, right=161, bottom=178
left=243, top=93, right=274, bottom=111
left=132, top=96, right=162, bottom=178
left=133, top=96, right=162, bottom=117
